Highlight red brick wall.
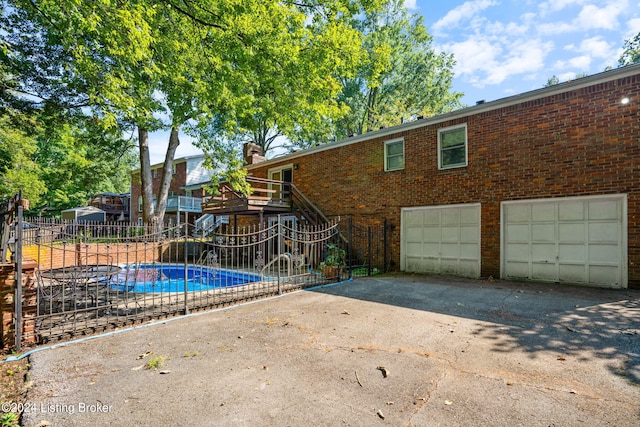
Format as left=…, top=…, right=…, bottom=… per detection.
left=0, top=261, right=38, bottom=349
left=248, top=72, right=640, bottom=286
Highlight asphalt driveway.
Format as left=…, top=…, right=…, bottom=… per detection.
left=19, top=275, right=640, bottom=426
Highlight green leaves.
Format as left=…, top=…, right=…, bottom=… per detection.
left=619, top=32, right=640, bottom=66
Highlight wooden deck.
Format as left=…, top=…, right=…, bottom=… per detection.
left=202, top=177, right=294, bottom=215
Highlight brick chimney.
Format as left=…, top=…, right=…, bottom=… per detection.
left=243, top=142, right=265, bottom=165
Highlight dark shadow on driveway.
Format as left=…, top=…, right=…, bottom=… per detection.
left=311, top=274, right=640, bottom=385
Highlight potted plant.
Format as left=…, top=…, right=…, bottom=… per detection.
left=320, top=244, right=346, bottom=281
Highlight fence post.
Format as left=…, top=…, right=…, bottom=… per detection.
left=14, top=192, right=23, bottom=351
left=183, top=220, right=189, bottom=315
left=383, top=218, right=388, bottom=273
left=277, top=215, right=281, bottom=295
left=347, top=217, right=352, bottom=279
left=367, top=226, right=372, bottom=276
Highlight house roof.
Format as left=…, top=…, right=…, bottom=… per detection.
left=61, top=206, right=106, bottom=214
left=248, top=63, right=640, bottom=170
left=131, top=154, right=205, bottom=174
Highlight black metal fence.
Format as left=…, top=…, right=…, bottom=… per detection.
left=20, top=217, right=342, bottom=343
left=345, top=218, right=390, bottom=278
left=1, top=201, right=392, bottom=346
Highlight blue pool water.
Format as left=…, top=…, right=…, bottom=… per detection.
left=109, top=264, right=260, bottom=293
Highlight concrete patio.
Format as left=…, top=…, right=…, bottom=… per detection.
left=20, top=275, right=640, bottom=426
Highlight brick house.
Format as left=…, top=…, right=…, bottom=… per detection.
left=130, top=155, right=213, bottom=226
left=212, top=64, right=640, bottom=289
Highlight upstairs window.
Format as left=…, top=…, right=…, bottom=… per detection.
left=438, top=124, right=467, bottom=169
left=152, top=169, right=158, bottom=178
left=384, top=138, right=404, bottom=171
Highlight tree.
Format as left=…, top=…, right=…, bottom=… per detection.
left=544, top=75, right=561, bottom=87
left=0, top=114, right=46, bottom=205
left=619, top=32, right=640, bottom=66
left=0, top=4, right=137, bottom=213
left=4, top=0, right=388, bottom=223
left=331, top=0, right=462, bottom=141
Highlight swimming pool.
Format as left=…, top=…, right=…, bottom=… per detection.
left=109, top=264, right=261, bottom=293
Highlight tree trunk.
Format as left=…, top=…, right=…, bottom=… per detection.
left=138, top=127, right=155, bottom=224
left=154, top=126, right=180, bottom=223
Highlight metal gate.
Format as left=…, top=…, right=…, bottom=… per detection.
left=22, top=217, right=342, bottom=343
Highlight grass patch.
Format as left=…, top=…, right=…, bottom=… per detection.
left=145, top=356, right=166, bottom=370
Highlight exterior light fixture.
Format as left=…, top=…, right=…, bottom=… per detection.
left=621, top=97, right=630, bottom=105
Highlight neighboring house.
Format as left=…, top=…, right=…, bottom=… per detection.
left=89, top=192, right=130, bottom=221
left=205, top=64, right=640, bottom=289
left=130, top=155, right=213, bottom=226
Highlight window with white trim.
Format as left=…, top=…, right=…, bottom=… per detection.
left=138, top=196, right=143, bottom=212
left=152, top=169, right=158, bottom=178
left=438, top=124, right=467, bottom=169
left=384, top=138, right=404, bottom=171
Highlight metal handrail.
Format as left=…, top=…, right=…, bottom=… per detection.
left=260, top=253, right=291, bottom=278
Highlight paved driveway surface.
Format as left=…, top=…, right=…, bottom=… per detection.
left=20, top=275, right=640, bottom=426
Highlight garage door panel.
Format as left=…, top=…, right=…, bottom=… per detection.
left=508, top=243, right=530, bottom=260
left=589, top=222, right=619, bottom=242
left=558, top=244, right=585, bottom=262
left=532, top=203, right=556, bottom=221
left=459, top=260, right=480, bottom=277
left=402, top=205, right=480, bottom=278
left=531, top=263, right=557, bottom=280
left=589, top=200, right=619, bottom=220
left=440, top=259, right=459, bottom=274
left=532, top=243, right=558, bottom=260
left=559, top=201, right=585, bottom=221
left=589, top=244, right=620, bottom=263
left=558, top=223, right=584, bottom=242
left=460, top=243, right=479, bottom=258
left=423, top=210, right=440, bottom=225
left=460, top=226, right=479, bottom=243
left=422, top=242, right=440, bottom=257
left=441, top=227, right=459, bottom=242
left=405, top=257, right=426, bottom=272
left=405, top=242, right=423, bottom=256
left=589, top=265, right=619, bottom=285
left=422, top=226, right=440, bottom=242
left=441, top=243, right=459, bottom=257
left=405, top=227, right=424, bottom=242
left=502, top=195, right=626, bottom=288
left=558, top=264, right=586, bottom=283
left=404, top=211, right=423, bottom=226
left=505, top=261, right=529, bottom=278
left=531, top=224, right=555, bottom=241
left=507, top=205, right=530, bottom=222
left=441, top=210, right=460, bottom=225
left=507, top=224, right=530, bottom=242
left=460, top=207, right=479, bottom=224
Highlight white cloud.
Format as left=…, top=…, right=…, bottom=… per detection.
left=538, top=0, right=586, bottom=16
left=577, top=37, right=615, bottom=59
left=575, top=2, right=627, bottom=30
left=443, top=34, right=551, bottom=87
left=555, top=36, right=617, bottom=70
left=538, top=0, right=629, bottom=34
left=558, top=71, right=578, bottom=81
left=432, top=0, right=498, bottom=34
left=624, top=17, right=640, bottom=38
left=554, top=55, right=592, bottom=70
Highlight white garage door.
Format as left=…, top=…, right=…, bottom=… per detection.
left=502, top=195, right=627, bottom=288
left=401, top=204, right=481, bottom=278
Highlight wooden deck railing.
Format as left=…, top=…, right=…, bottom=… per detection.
left=202, top=177, right=327, bottom=225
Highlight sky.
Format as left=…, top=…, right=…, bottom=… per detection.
left=148, top=0, right=640, bottom=164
